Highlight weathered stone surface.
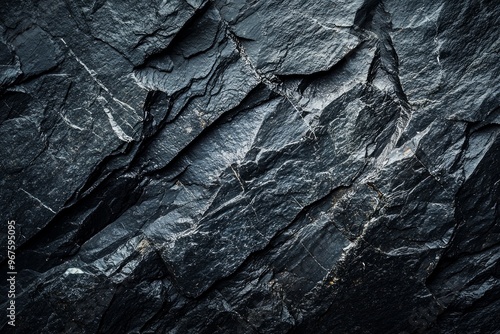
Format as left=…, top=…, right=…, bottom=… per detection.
left=1, top=0, right=499, bottom=333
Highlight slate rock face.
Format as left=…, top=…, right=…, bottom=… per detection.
left=0, top=0, right=499, bottom=333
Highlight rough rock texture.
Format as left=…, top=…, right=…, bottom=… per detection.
left=1, top=0, right=499, bottom=333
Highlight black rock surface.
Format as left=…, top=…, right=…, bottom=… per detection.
left=1, top=0, right=499, bottom=333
